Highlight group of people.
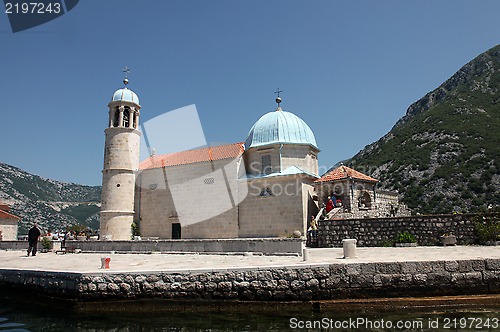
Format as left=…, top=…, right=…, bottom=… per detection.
left=325, top=195, right=342, bottom=213
left=306, top=195, right=344, bottom=247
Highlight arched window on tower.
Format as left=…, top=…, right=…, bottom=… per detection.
left=113, top=108, right=120, bottom=127
left=123, top=107, right=130, bottom=128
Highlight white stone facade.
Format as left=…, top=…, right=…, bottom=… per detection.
left=136, top=158, right=243, bottom=239
left=0, top=204, right=19, bottom=241
left=0, top=218, right=18, bottom=241
left=135, top=148, right=319, bottom=239
left=245, top=144, right=319, bottom=176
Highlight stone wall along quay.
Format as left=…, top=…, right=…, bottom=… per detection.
left=0, top=238, right=303, bottom=256
left=1, top=259, right=499, bottom=301
left=318, top=214, right=482, bottom=247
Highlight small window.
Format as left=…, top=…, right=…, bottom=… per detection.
left=262, top=154, right=271, bottom=175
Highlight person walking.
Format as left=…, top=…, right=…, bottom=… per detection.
left=27, top=222, right=41, bottom=256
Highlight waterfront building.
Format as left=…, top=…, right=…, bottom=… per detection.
left=314, top=165, right=411, bottom=219
left=99, top=81, right=408, bottom=240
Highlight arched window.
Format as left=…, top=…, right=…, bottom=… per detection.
left=123, top=107, right=130, bottom=127
left=358, top=191, right=372, bottom=209
left=113, top=108, right=120, bottom=127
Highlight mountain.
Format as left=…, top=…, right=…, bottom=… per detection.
left=0, top=162, right=101, bottom=235
left=347, top=44, right=500, bottom=214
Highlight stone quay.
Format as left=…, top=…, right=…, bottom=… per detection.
left=0, top=245, right=499, bottom=306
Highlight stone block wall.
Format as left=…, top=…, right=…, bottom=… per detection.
left=280, top=145, right=319, bottom=176
left=136, top=158, right=243, bottom=239
left=244, top=144, right=319, bottom=177
left=0, top=238, right=303, bottom=255
left=239, top=176, right=312, bottom=237
left=1, top=259, right=499, bottom=301
left=318, top=214, right=480, bottom=247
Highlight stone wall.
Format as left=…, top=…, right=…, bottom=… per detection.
left=374, top=190, right=412, bottom=218
left=1, top=259, right=499, bottom=301
left=315, top=182, right=410, bottom=220
left=244, top=144, right=319, bottom=177
left=240, top=176, right=314, bottom=237
left=136, top=155, right=317, bottom=239
left=136, top=157, right=244, bottom=239
left=318, top=214, right=479, bottom=247
left=0, top=238, right=303, bottom=255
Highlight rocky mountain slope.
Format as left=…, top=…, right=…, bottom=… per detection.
left=347, top=44, right=500, bottom=214
left=0, top=162, right=101, bottom=235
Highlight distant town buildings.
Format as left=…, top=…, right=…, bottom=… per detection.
left=0, top=204, right=20, bottom=241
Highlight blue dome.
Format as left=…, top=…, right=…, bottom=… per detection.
left=245, top=109, right=318, bottom=149
left=111, top=88, right=140, bottom=104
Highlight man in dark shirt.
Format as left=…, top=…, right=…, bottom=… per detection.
left=27, top=223, right=41, bottom=256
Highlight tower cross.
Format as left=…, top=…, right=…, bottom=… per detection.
left=123, top=66, right=130, bottom=79
left=274, top=88, right=283, bottom=98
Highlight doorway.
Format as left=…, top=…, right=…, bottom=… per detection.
left=172, top=223, right=181, bottom=239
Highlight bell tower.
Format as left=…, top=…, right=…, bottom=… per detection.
left=100, top=71, right=141, bottom=240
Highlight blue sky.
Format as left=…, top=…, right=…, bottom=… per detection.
left=0, top=0, right=499, bottom=185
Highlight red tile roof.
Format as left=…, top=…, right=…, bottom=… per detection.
left=315, top=165, right=378, bottom=183
left=0, top=209, right=20, bottom=220
left=139, top=142, right=245, bottom=170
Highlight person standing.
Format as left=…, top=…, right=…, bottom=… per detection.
left=310, top=216, right=318, bottom=240
left=326, top=196, right=334, bottom=213
left=27, top=223, right=41, bottom=256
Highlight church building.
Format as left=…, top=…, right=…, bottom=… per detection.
left=99, top=79, right=408, bottom=240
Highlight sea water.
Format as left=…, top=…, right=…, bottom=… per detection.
left=1, top=291, right=499, bottom=331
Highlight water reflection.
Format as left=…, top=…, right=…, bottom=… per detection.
left=1, top=290, right=499, bottom=331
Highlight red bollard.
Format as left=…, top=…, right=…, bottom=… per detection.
left=100, top=257, right=111, bottom=269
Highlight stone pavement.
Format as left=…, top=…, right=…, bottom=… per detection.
left=1, top=246, right=499, bottom=274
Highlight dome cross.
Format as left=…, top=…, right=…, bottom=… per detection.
left=274, top=88, right=283, bottom=108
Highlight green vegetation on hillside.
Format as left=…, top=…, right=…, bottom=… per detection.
left=348, top=44, right=500, bottom=214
